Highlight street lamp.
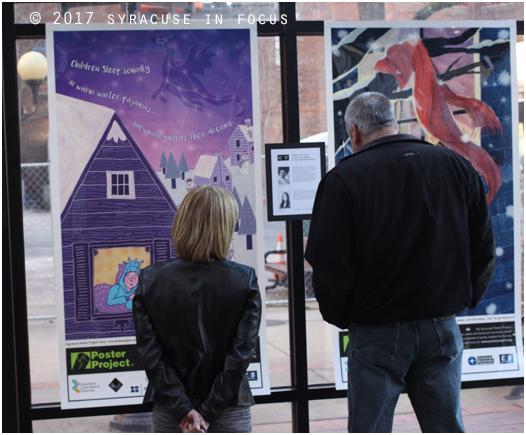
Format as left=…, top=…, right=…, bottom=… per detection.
left=17, top=50, right=47, bottom=105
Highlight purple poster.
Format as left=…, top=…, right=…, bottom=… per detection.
left=48, top=23, right=269, bottom=409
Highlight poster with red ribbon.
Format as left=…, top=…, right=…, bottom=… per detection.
left=324, top=21, right=522, bottom=387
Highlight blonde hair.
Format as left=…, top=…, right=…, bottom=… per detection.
left=172, top=186, right=239, bottom=263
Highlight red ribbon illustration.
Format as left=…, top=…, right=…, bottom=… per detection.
left=374, top=39, right=502, bottom=204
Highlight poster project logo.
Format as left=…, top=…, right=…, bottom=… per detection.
left=71, top=352, right=91, bottom=370
left=71, top=350, right=132, bottom=370
left=67, top=345, right=143, bottom=375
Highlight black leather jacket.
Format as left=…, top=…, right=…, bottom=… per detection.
left=133, top=257, right=261, bottom=424
left=305, top=134, right=496, bottom=328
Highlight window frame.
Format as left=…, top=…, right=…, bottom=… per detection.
left=106, top=171, right=135, bottom=199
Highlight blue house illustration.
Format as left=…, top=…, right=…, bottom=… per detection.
left=229, top=119, right=254, bottom=166
left=57, top=95, right=177, bottom=340
left=193, top=153, right=233, bottom=192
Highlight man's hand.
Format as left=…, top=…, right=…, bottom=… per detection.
left=180, top=409, right=209, bottom=433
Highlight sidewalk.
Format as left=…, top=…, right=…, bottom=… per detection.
left=252, top=402, right=524, bottom=433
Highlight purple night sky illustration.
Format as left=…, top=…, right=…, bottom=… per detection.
left=53, top=29, right=253, bottom=169
left=51, top=27, right=266, bottom=391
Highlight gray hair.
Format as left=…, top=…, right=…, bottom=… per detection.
left=344, top=92, right=397, bottom=137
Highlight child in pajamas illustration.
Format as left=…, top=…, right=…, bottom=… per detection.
left=107, top=258, right=143, bottom=310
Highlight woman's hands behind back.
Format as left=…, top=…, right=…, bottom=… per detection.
left=180, top=409, right=210, bottom=433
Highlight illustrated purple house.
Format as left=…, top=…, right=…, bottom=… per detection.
left=229, top=119, right=255, bottom=166
left=193, top=153, right=233, bottom=192
left=57, top=95, right=177, bottom=340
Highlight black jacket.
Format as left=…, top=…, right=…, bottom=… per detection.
left=305, top=134, right=496, bottom=328
left=133, top=257, right=261, bottom=424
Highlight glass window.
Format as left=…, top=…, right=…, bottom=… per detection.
left=296, top=2, right=524, bottom=21
left=252, top=402, right=293, bottom=432
left=309, top=398, right=348, bottom=431
left=17, top=37, right=58, bottom=405
left=14, top=3, right=524, bottom=430
left=299, top=1, right=525, bottom=398
left=257, top=34, right=290, bottom=390
left=31, top=414, right=154, bottom=432
left=297, top=35, right=334, bottom=385
left=298, top=36, right=327, bottom=143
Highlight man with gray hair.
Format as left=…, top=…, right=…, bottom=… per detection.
left=305, top=92, right=495, bottom=432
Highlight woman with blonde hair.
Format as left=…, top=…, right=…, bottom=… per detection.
left=133, top=186, right=261, bottom=433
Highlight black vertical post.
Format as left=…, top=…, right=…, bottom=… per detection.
left=2, top=2, right=33, bottom=432
left=125, top=2, right=138, bottom=22
left=286, top=220, right=309, bottom=432
left=280, top=3, right=310, bottom=432
left=3, top=151, right=18, bottom=433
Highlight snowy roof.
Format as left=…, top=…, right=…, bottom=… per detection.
left=106, top=119, right=127, bottom=142
left=238, top=125, right=254, bottom=142
left=55, top=94, right=116, bottom=212
left=193, top=155, right=219, bottom=178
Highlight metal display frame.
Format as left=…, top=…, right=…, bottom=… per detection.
left=3, top=2, right=524, bottom=432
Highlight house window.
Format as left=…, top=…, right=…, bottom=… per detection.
left=225, top=175, right=230, bottom=182
left=236, top=154, right=241, bottom=162
left=107, top=171, right=135, bottom=199
left=251, top=146, right=254, bottom=151
left=236, top=139, right=241, bottom=147
left=113, top=174, right=129, bottom=195
left=213, top=176, right=218, bottom=183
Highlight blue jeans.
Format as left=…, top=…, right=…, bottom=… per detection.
left=347, top=316, right=465, bottom=433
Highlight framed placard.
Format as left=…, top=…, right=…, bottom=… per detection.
left=265, top=142, right=326, bottom=221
